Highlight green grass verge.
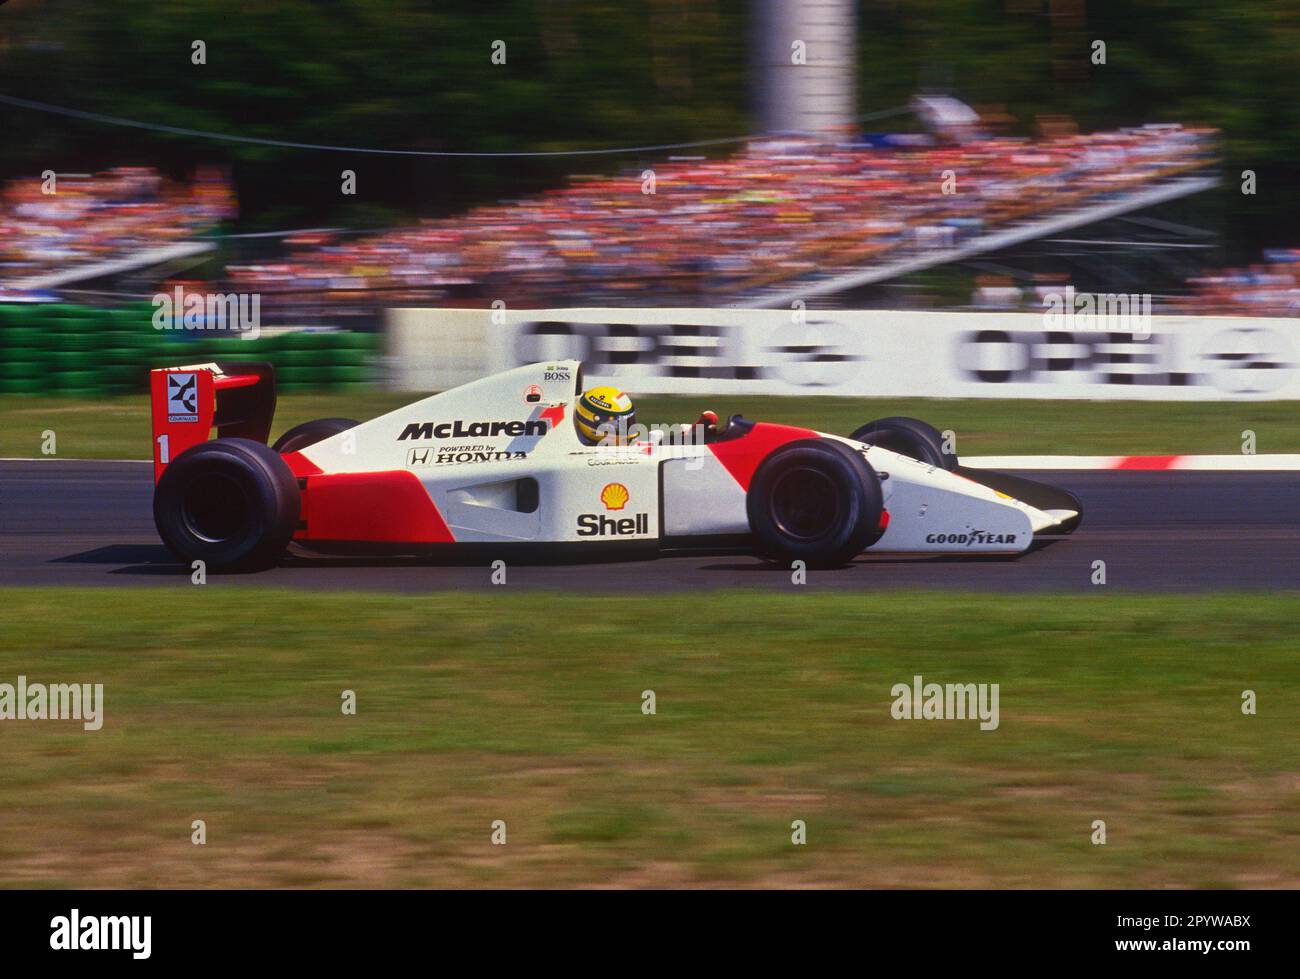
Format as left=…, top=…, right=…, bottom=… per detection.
left=1, top=390, right=1296, bottom=460
left=0, top=588, right=1294, bottom=888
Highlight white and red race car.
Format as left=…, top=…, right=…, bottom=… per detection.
left=149, top=359, right=1081, bottom=570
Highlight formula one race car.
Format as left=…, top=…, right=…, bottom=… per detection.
left=148, top=359, right=1081, bottom=571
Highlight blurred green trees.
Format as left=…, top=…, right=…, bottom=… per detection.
left=0, top=0, right=1295, bottom=249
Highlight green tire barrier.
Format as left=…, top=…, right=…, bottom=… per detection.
left=0, top=303, right=382, bottom=397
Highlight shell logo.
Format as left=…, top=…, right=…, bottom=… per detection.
left=600, top=482, right=630, bottom=511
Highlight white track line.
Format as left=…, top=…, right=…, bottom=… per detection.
left=963, top=455, right=1300, bottom=471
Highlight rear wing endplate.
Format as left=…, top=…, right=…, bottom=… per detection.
left=149, top=362, right=277, bottom=483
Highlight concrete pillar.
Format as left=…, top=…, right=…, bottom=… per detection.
left=753, top=0, right=858, bottom=134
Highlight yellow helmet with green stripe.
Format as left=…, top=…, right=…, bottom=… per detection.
left=575, top=386, right=636, bottom=445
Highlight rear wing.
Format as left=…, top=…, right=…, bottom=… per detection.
left=149, top=362, right=277, bottom=483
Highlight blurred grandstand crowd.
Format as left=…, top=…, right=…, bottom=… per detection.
left=0, top=123, right=1295, bottom=316
left=1167, top=249, right=1300, bottom=317
left=223, top=123, right=1215, bottom=305
left=0, top=167, right=235, bottom=284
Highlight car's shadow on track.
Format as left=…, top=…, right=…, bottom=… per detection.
left=275, top=552, right=659, bottom=569
left=52, top=545, right=169, bottom=565
left=54, top=544, right=289, bottom=576
left=861, top=537, right=1071, bottom=564
left=52, top=537, right=1070, bottom=577
left=698, top=538, right=1070, bottom=573
left=696, top=556, right=1004, bottom=574
left=51, top=543, right=669, bottom=575
left=53, top=545, right=188, bottom=574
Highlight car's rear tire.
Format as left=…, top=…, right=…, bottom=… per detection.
left=271, top=417, right=359, bottom=453
left=154, top=438, right=300, bottom=571
left=850, top=416, right=956, bottom=470
left=746, top=439, right=883, bottom=568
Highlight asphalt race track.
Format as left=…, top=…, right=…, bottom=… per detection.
left=3, top=460, right=1299, bottom=592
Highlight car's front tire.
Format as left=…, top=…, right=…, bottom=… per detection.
left=271, top=417, right=359, bottom=453
left=153, top=438, right=300, bottom=571
left=746, top=439, right=884, bottom=568
left=850, top=415, right=957, bottom=470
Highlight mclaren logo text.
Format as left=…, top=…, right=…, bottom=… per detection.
left=398, top=419, right=548, bottom=441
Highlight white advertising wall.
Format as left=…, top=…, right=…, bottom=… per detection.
left=388, top=307, right=1300, bottom=400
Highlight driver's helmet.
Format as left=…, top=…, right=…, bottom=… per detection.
left=575, top=386, right=636, bottom=445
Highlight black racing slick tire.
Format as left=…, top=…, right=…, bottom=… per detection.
left=153, top=438, right=301, bottom=572
left=271, top=417, right=359, bottom=454
left=746, top=439, right=884, bottom=568
left=849, top=416, right=957, bottom=471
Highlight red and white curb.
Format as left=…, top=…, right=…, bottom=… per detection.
left=963, top=454, right=1300, bottom=471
